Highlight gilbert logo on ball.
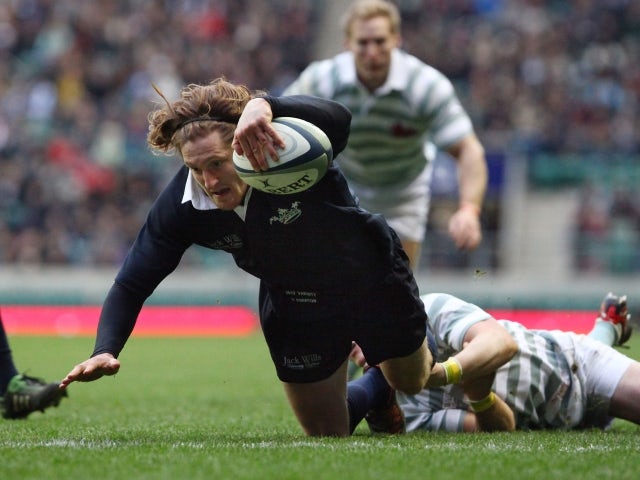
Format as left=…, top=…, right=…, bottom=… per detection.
left=233, top=117, right=332, bottom=195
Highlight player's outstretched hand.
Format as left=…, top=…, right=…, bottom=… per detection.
left=59, top=353, right=121, bottom=389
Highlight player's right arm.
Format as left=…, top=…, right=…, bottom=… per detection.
left=59, top=169, right=195, bottom=388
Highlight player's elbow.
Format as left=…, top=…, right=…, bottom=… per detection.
left=500, top=333, right=519, bottom=364
left=486, top=326, right=519, bottom=368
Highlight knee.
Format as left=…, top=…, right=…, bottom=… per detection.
left=390, top=379, right=425, bottom=395
left=380, top=342, right=433, bottom=394
left=385, top=369, right=429, bottom=395
left=389, top=378, right=426, bottom=396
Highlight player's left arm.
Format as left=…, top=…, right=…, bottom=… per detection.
left=462, top=373, right=516, bottom=432
left=427, top=317, right=518, bottom=388
left=446, top=132, right=488, bottom=251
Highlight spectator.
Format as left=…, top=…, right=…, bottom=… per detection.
left=0, top=0, right=638, bottom=272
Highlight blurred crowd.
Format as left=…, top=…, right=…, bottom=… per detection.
left=0, top=0, right=319, bottom=266
left=575, top=182, right=640, bottom=273
left=399, top=0, right=640, bottom=155
left=0, top=0, right=638, bottom=271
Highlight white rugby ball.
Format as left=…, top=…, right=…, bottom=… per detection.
left=233, top=117, right=332, bottom=195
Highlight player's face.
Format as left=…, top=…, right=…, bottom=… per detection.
left=346, top=16, right=400, bottom=92
left=181, top=130, right=248, bottom=211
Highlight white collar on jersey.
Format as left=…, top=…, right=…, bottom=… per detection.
left=181, top=169, right=249, bottom=219
left=182, top=169, right=217, bottom=210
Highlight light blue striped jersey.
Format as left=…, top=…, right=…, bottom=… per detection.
left=398, top=293, right=585, bottom=431
left=284, top=49, right=473, bottom=187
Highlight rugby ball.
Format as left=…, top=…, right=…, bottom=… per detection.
left=233, top=117, right=332, bottom=195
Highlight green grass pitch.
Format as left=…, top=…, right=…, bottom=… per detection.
left=2, top=333, right=639, bottom=480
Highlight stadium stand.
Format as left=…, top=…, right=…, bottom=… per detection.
left=0, top=0, right=638, bottom=275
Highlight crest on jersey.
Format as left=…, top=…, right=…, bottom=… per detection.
left=269, top=201, right=302, bottom=225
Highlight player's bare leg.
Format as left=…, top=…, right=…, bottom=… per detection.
left=609, top=361, right=640, bottom=424
left=378, top=338, right=432, bottom=395
left=282, top=358, right=350, bottom=436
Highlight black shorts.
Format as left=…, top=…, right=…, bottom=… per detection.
left=258, top=263, right=429, bottom=383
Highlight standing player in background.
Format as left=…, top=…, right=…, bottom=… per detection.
left=284, top=0, right=488, bottom=271
left=0, top=313, right=67, bottom=419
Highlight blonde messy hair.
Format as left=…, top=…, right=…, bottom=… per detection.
left=147, top=77, right=265, bottom=156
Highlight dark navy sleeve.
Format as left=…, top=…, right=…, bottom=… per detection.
left=92, top=281, right=146, bottom=357
left=263, top=95, right=351, bottom=157
left=91, top=168, right=195, bottom=357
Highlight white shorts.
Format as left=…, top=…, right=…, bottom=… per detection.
left=348, top=163, right=433, bottom=243
left=557, top=332, right=633, bottom=427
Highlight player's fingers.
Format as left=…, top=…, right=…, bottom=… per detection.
left=61, top=356, right=120, bottom=387
left=237, top=137, right=268, bottom=171
left=251, top=124, right=284, bottom=165
left=262, top=123, right=285, bottom=149
left=258, top=134, right=280, bottom=162
left=449, top=216, right=481, bottom=250
left=59, top=364, right=87, bottom=388
left=449, top=225, right=467, bottom=249
left=251, top=143, right=268, bottom=170
left=457, top=229, right=482, bottom=251
left=82, top=357, right=120, bottom=379
left=231, top=136, right=242, bottom=155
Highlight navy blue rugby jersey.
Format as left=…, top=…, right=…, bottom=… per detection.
left=242, top=165, right=398, bottom=292
left=92, top=95, right=407, bottom=357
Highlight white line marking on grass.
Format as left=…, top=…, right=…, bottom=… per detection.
left=1, top=439, right=138, bottom=449
left=233, top=440, right=408, bottom=451
left=171, top=442, right=206, bottom=449
left=2, top=438, right=632, bottom=453
left=421, top=441, right=627, bottom=453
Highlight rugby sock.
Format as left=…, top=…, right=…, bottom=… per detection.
left=0, top=315, right=19, bottom=395
left=346, top=366, right=392, bottom=434
left=588, top=319, right=617, bottom=346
